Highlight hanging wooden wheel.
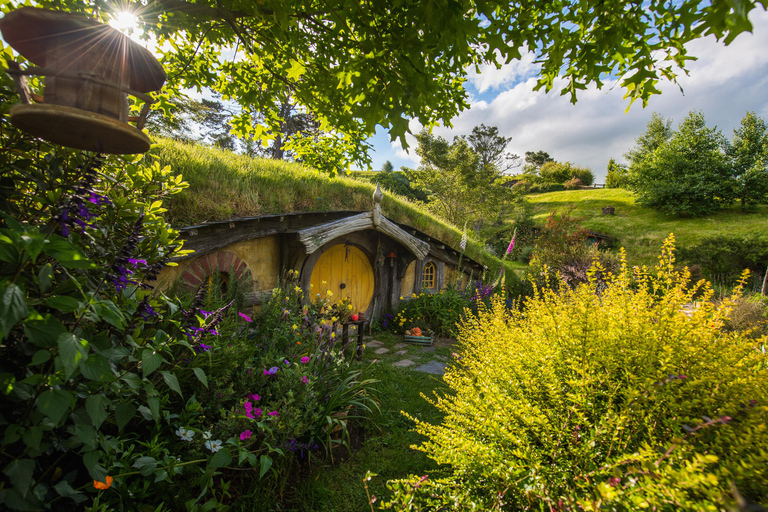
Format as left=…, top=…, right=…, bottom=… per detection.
left=310, top=244, right=374, bottom=313
left=9, top=104, right=150, bottom=154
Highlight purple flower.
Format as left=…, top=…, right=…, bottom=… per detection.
left=268, top=367, right=279, bottom=375
left=283, top=359, right=291, bottom=367
left=248, top=393, right=261, bottom=402
left=239, top=312, right=252, bottom=322
left=268, top=410, right=279, bottom=417
left=240, top=430, right=252, bottom=440
left=301, top=356, right=310, bottom=363
left=302, top=376, right=309, bottom=384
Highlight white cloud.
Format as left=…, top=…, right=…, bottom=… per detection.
left=466, top=50, right=539, bottom=94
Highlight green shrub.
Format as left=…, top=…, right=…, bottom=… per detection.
left=385, top=237, right=768, bottom=510
left=394, top=288, right=470, bottom=337
left=540, top=161, right=594, bottom=185
left=678, top=234, right=768, bottom=285
left=528, top=182, right=565, bottom=193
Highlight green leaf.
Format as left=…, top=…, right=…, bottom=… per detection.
left=259, top=454, right=273, bottom=479
left=161, top=370, right=182, bottom=398
left=132, top=456, right=157, bottom=476
left=86, top=395, right=109, bottom=429
left=36, top=389, right=74, bottom=424
left=22, top=427, right=43, bottom=451
left=43, top=236, right=95, bottom=269
left=28, top=350, right=51, bottom=367
left=142, top=349, right=164, bottom=378
left=54, top=480, right=86, bottom=502
left=37, top=264, right=53, bottom=293
left=57, top=333, right=88, bottom=376
left=92, top=299, right=125, bottom=329
left=147, top=397, right=161, bottom=423
left=23, top=314, right=67, bottom=348
left=207, top=447, right=232, bottom=470
left=115, top=402, right=137, bottom=431
left=74, top=425, right=99, bottom=451
left=3, top=459, right=35, bottom=498
left=193, top=367, right=208, bottom=388
left=21, top=233, right=45, bottom=263
left=83, top=451, right=107, bottom=483
left=45, top=296, right=81, bottom=313
left=80, top=354, right=112, bottom=382
left=0, top=284, right=29, bottom=340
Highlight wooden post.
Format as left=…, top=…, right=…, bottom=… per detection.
left=761, top=265, right=767, bottom=296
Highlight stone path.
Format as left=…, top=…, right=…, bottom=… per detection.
left=359, top=334, right=454, bottom=375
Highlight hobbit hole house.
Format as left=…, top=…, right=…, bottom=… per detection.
left=156, top=185, right=482, bottom=319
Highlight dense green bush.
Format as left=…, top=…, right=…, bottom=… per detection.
left=528, top=182, right=565, bottom=194
left=540, top=161, right=594, bottom=185
left=385, top=237, right=768, bottom=510
left=678, top=234, right=768, bottom=283
left=394, top=288, right=470, bottom=337
left=529, top=208, right=619, bottom=289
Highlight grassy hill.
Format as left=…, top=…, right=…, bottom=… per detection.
left=522, top=188, right=768, bottom=265
left=149, top=139, right=500, bottom=268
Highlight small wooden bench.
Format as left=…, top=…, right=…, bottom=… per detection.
left=341, top=320, right=368, bottom=360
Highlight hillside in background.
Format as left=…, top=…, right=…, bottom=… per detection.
left=522, top=189, right=768, bottom=265
left=149, top=139, right=499, bottom=268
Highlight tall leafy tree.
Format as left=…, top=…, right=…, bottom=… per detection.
left=465, top=124, right=520, bottom=176
left=632, top=111, right=732, bottom=216
left=412, top=130, right=510, bottom=225
left=625, top=112, right=674, bottom=170
left=524, top=151, right=555, bottom=172
left=605, top=158, right=630, bottom=189
left=4, top=0, right=762, bottom=171
left=727, top=111, right=768, bottom=209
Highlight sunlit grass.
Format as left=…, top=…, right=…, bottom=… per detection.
left=150, top=138, right=506, bottom=269
left=525, top=188, right=768, bottom=265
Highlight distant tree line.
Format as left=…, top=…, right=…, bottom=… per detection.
left=612, top=110, right=768, bottom=216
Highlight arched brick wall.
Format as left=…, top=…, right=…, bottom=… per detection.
left=181, top=251, right=248, bottom=288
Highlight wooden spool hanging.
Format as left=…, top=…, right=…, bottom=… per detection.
left=0, top=7, right=166, bottom=154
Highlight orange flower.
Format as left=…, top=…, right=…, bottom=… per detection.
left=93, top=476, right=113, bottom=490
left=296, top=342, right=302, bottom=345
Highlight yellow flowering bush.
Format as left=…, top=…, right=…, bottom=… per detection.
left=384, top=237, right=768, bottom=510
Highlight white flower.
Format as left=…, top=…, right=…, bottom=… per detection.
left=203, top=431, right=212, bottom=440
left=205, top=439, right=223, bottom=453
left=175, top=427, right=194, bottom=442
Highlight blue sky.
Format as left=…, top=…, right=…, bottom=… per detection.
left=367, top=9, right=768, bottom=182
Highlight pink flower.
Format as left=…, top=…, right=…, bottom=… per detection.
left=302, top=376, right=309, bottom=384
left=248, top=393, right=261, bottom=401
left=240, top=430, right=252, bottom=440
left=238, top=312, right=252, bottom=322
left=244, top=401, right=253, bottom=413
left=268, top=410, right=279, bottom=417
left=301, top=356, right=310, bottom=363
left=248, top=407, right=262, bottom=419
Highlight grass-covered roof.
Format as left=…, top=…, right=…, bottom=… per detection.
left=151, top=139, right=500, bottom=268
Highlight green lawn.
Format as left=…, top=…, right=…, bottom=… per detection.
left=284, top=333, right=450, bottom=512
left=523, top=189, right=768, bottom=265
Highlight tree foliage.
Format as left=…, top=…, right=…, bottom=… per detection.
left=4, top=0, right=763, bottom=170
left=624, top=112, right=674, bottom=169
left=727, top=111, right=768, bottom=209
left=465, top=124, right=520, bottom=175
left=539, top=161, right=594, bottom=185
left=605, top=158, right=630, bottom=189
left=629, top=111, right=733, bottom=216
left=411, top=130, right=511, bottom=226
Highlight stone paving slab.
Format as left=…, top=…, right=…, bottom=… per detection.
left=414, top=361, right=447, bottom=375
left=434, top=355, right=447, bottom=361
left=366, top=340, right=385, bottom=348
left=420, top=346, right=435, bottom=353
left=393, top=343, right=408, bottom=349
left=374, top=347, right=390, bottom=355
left=392, top=359, right=415, bottom=368
left=395, top=350, right=408, bottom=356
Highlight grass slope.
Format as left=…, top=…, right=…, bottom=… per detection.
left=150, top=139, right=496, bottom=267
left=524, top=188, right=768, bottom=264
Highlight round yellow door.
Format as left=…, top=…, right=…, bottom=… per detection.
left=309, top=244, right=374, bottom=313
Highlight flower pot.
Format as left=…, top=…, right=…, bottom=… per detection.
left=404, top=333, right=433, bottom=346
